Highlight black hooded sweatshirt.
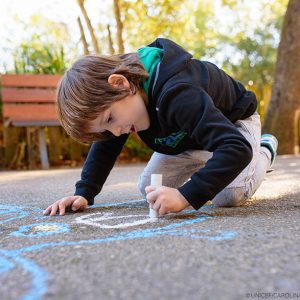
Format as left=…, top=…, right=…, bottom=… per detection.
left=75, top=38, right=257, bottom=210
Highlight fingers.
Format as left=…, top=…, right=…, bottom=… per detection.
left=71, top=198, right=87, bottom=212
left=50, top=202, right=60, bottom=216
left=43, top=196, right=88, bottom=217
left=146, top=189, right=159, bottom=205
left=152, top=200, right=169, bottom=217
left=43, top=205, right=53, bottom=216
left=145, top=186, right=161, bottom=205
left=58, top=202, right=66, bottom=216
left=145, top=185, right=156, bottom=194
left=158, top=206, right=168, bottom=216
left=71, top=202, right=79, bottom=212
left=152, top=200, right=161, bottom=212
left=147, top=188, right=166, bottom=216
left=146, top=186, right=167, bottom=215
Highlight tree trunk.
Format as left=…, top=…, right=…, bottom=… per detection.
left=77, top=16, right=89, bottom=55
left=77, top=0, right=100, bottom=54
left=113, top=0, right=125, bottom=53
left=107, top=24, right=115, bottom=54
left=263, top=0, right=300, bottom=154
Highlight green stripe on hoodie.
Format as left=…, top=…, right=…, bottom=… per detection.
left=137, top=46, right=164, bottom=96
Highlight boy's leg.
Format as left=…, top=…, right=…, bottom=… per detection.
left=138, top=150, right=212, bottom=198
left=212, top=112, right=274, bottom=207
left=139, top=111, right=276, bottom=208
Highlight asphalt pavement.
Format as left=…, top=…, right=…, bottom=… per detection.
left=0, top=155, right=300, bottom=300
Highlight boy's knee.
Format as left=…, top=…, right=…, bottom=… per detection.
left=138, top=174, right=150, bottom=198
left=212, top=187, right=247, bottom=207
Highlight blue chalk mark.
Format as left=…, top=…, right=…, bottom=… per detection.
left=0, top=251, right=47, bottom=300
left=0, top=251, right=48, bottom=300
left=164, top=229, right=238, bottom=240
left=0, top=205, right=30, bottom=224
left=0, top=204, right=44, bottom=225
left=0, top=200, right=236, bottom=300
left=10, top=223, right=70, bottom=237
left=14, top=256, right=48, bottom=300
left=0, top=256, right=14, bottom=273
left=8, top=214, right=224, bottom=257
left=1, top=213, right=221, bottom=300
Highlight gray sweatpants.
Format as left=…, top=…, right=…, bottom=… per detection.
left=138, top=112, right=272, bottom=207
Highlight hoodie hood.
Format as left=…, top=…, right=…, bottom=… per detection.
left=147, top=38, right=193, bottom=97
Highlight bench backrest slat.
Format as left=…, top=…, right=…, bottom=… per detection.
left=1, top=74, right=61, bottom=88
left=3, top=104, right=59, bottom=123
left=2, top=88, right=57, bottom=103
left=1, top=74, right=62, bottom=126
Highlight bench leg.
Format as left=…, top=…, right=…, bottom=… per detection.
left=38, top=127, right=50, bottom=169
left=26, top=127, right=35, bottom=169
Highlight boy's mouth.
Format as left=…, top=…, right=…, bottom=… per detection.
left=130, top=125, right=136, bottom=132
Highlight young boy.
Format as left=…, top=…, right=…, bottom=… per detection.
left=43, top=38, right=278, bottom=217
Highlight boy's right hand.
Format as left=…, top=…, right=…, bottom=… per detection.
left=43, top=196, right=88, bottom=216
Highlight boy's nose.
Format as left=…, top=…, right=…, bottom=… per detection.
left=110, top=126, right=122, bottom=137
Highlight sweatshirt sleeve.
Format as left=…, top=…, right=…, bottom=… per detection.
left=74, top=134, right=128, bottom=205
left=159, top=84, right=253, bottom=209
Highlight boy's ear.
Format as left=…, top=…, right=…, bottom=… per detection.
left=108, top=74, right=130, bottom=88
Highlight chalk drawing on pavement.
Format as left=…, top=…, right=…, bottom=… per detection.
left=76, top=212, right=156, bottom=228
left=10, top=222, right=70, bottom=237
left=0, top=200, right=238, bottom=300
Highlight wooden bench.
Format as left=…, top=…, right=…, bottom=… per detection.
left=1, top=74, right=62, bottom=169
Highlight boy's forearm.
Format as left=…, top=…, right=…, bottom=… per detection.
left=74, top=134, right=129, bottom=205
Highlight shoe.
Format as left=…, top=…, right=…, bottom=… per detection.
left=261, top=134, right=278, bottom=168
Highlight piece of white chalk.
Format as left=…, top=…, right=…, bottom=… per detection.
left=149, top=207, right=159, bottom=218
left=149, top=174, right=162, bottom=218
left=151, top=174, right=162, bottom=187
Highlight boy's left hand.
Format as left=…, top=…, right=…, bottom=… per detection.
left=145, top=186, right=190, bottom=216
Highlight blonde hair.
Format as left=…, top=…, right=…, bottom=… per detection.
left=56, top=53, right=148, bottom=144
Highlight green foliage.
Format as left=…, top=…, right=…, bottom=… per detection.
left=214, top=0, right=288, bottom=111
left=9, top=14, right=75, bottom=74
left=122, top=134, right=153, bottom=161
left=222, top=30, right=277, bottom=87
left=119, top=0, right=193, bottom=49
left=220, top=0, right=288, bottom=88
left=13, top=34, right=66, bottom=74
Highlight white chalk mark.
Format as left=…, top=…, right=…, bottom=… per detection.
left=76, top=212, right=157, bottom=229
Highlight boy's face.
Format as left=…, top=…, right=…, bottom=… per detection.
left=88, top=74, right=150, bottom=137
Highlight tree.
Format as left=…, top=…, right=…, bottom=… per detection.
left=77, top=16, right=89, bottom=55
left=113, top=0, right=125, bottom=53
left=263, top=0, right=300, bottom=154
left=77, top=0, right=101, bottom=53
left=107, top=24, right=115, bottom=54
left=219, top=0, right=288, bottom=117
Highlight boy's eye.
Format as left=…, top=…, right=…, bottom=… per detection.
left=107, top=115, right=112, bottom=123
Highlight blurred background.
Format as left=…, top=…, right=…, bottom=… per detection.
left=0, top=0, right=298, bottom=170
